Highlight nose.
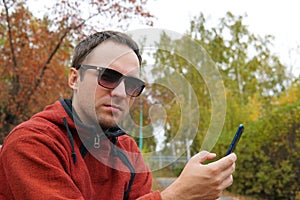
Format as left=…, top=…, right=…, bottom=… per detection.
left=111, top=79, right=127, bottom=98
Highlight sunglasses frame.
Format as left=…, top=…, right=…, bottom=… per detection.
left=80, top=64, right=145, bottom=97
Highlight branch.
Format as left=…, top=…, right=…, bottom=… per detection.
left=27, top=16, right=94, bottom=102
left=3, top=0, right=21, bottom=112
left=3, top=0, right=17, bottom=67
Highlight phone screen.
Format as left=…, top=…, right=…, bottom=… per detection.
left=225, top=124, right=244, bottom=156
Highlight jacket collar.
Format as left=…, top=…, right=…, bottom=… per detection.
left=59, top=98, right=126, bottom=140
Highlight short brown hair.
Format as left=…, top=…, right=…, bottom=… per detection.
left=71, top=31, right=142, bottom=69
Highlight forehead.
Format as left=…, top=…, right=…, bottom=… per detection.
left=84, top=40, right=139, bottom=71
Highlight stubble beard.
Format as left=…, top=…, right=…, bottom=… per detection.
left=97, top=110, right=127, bottom=131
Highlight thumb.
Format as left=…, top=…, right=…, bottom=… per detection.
left=192, top=151, right=217, bottom=164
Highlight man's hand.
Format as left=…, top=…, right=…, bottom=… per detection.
left=161, top=151, right=237, bottom=200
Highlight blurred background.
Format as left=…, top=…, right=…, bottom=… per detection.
left=1, top=0, right=299, bottom=199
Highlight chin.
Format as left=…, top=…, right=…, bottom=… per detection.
left=98, top=118, right=119, bottom=130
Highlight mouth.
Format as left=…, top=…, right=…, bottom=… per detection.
left=103, top=104, right=123, bottom=113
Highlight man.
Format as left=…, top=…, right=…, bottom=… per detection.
left=0, top=31, right=236, bottom=199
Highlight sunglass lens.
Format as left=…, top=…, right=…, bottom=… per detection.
left=125, top=78, right=145, bottom=97
left=99, top=68, right=122, bottom=89
left=98, top=68, right=145, bottom=97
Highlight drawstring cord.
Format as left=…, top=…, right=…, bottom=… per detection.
left=60, top=99, right=135, bottom=199
left=62, top=117, right=77, bottom=164
left=109, top=139, right=136, bottom=200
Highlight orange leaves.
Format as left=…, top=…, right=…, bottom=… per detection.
left=1, top=1, right=70, bottom=136
left=0, top=0, right=154, bottom=141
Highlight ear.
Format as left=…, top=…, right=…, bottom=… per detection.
left=68, top=68, right=79, bottom=90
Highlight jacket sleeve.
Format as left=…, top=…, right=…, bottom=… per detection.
left=0, top=129, right=86, bottom=200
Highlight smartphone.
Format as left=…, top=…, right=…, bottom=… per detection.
left=225, top=124, right=244, bottom=156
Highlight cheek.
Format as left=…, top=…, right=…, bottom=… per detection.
left=78, top=85, right=96, bottom=106
left=76, top=83, right=98, bottom=110
left=128, top=98, right=135, bottom=108
left=80, top=83, right=96, bottom=98
left=79, top=76, right=98, bottom=96
left=94, top=86, right=108, bottom=100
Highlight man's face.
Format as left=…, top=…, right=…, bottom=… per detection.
left=69, top=41, right=140, bottom=130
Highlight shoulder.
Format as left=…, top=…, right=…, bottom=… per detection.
left=4, top=117, right=65, bottom=147
left=1, top=101, right=71, bottom=157
left=2, top=121, right=69, bottom=155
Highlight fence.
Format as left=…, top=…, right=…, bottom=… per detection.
left=144, top=155, right=189, bottom=169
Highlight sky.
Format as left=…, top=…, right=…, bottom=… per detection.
left=27, top=0, right=300, bottom=76
left=130, top=0, right=300, bottom=77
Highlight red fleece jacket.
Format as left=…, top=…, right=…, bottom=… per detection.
left=0, top=100, right=162, bottom=200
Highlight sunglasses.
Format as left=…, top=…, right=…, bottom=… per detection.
left=80, top=65, right=145, bottom=97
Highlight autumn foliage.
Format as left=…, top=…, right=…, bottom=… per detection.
left=0, top=0, right=153, bottom=142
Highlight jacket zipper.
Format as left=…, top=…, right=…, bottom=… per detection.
left=94, top=134, right=100, bottom=148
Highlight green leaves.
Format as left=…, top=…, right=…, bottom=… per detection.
left=149, top=12, right=299, bottom=199
left=230, top=101, right=300, bottom=199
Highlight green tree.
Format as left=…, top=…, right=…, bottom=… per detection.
left=189, top=12, right=289, bottom=131
left=148, top=31, right=213, bottom=156
left=149, top=12, right=290, bottom=154
left=230, top=99, right=300, bottom=199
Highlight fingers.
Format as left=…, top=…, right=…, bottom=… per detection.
left=162, top=151, right=237, bottom=200
left=207, top=153, right=236, bottom=190
left=222, top=160, right=235, bottom=188
left=222, top=174, right=234, bottom=188
left=208, top=153, right=236, bottom=171
left=191, top=151, right=217, bottom=163
left=223, top=160, right=236, bottom=178
left=220, top=155, right=235, bottom=180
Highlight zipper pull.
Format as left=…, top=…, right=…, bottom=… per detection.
left=94, top=134, right=100, bottom=148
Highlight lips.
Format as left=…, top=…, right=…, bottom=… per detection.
left=103, top=104, right=123, bottom=112
left=110, top=104, right=122, bottom=111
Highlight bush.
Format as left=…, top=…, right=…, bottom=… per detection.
left=229, top=101, right=300, bottom=199
left=173, top=166, right=184, bottom=177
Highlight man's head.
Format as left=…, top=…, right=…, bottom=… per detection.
left=71, top=31, right=142, bottom=69
left=68, top=31, right=144, bottom=130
